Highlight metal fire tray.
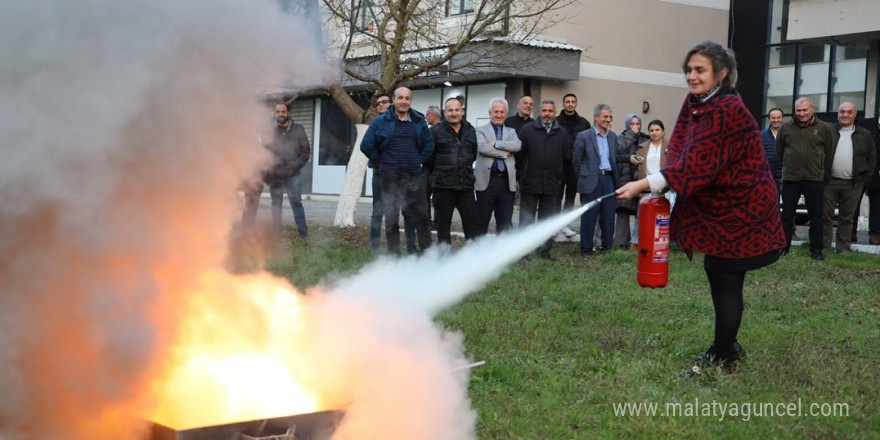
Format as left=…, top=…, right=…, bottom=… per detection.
left=147, top=410, right=343, bottom=440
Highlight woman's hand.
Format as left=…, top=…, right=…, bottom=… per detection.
left=629, top=155, right=643, bottom=165
left=616, top=179, right=650, bottom=199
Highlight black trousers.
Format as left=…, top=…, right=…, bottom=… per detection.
left=371, top=172, right=417, bottom=251
left=432, top=188, right=480, bottom=244
left=781, top=180, right=824, bottom=254
left=382, top=172, right=431, bottom=254
left=519, top=192, right=560, bottom=254
left=476, top=175, right=515, bottom=235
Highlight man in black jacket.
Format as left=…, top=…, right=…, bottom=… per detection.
left=555, top=93, right=592, bottom=236
left=507, top=96, right=534, bottom=182
left=242, top=102, right=311, bottom=237
left=428, top=97, right=480, bottom=244
left=518, top=99, right=568, bottom=260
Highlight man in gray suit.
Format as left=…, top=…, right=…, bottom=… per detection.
left=475, top=98, right=521, bottom=234
left=573, top=103, right=619, bottom=256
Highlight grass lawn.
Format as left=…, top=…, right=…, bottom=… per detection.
left=265, top=224, right=880, bottom=440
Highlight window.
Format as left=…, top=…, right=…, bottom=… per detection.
left=777, top=44, right=824, bottom=66
left=319, top=98, right=356, bottom=166
left=760, top=0, right=871, bottom=122
left=447, top=0, right=475, bottom=16
left=768, top=0, right=785, bottom=44
left=841, top=46, right=868, bottom=61
left=831, top=46, right=867, bottom=111
left=356, top=0, right=375, bottom=32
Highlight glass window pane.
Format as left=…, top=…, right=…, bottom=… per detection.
left=832, top=45, right=867, bottom=111
left=766, top=45, right=795, bottom=116
left=464, top=0, right=475, bottom=13
left=448, top=0, right=461, bottom=16
left=769, top=0, right=785, bottom=44
left=319, top=98, right=355, bottom=166
left=797, top=43, right=830, bottom=112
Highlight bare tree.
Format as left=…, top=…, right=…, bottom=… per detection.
left=320, top=0, right=580, bottom=226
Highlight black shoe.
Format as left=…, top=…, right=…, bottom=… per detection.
left=580, top=251, right=595, bottom=258
left=731, top=341, right=747, bottom=360
left=537, top=252, right=556, bottom=261
left=811, top=251, right=824, bottom=261
left=692, top=342, right=745, bottom=374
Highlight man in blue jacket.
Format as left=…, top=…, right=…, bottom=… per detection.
left=761, top=107, right=784, bottom=195
left=361, top=87, right=435, bottom=255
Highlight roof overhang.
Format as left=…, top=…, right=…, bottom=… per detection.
left=339, top=39, right=583, bottom=91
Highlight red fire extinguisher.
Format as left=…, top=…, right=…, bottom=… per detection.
left=637, top=192, right=671, bottom=288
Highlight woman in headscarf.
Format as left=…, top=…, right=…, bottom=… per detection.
left=613, top=113, right=648, bottom=249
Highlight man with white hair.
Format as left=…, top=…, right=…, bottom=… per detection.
left=475, top=97, right=521, bottom=234
left=777, top=96, right=834, bottom=260
left=573, top=103, right=619, bottom=256
left=823, top=101, right=876, bottom=252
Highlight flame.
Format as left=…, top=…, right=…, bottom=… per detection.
left=146, top=270, right=319, bottom=430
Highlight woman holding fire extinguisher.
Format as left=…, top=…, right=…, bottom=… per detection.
left=616, top=41, right=786, bottom=373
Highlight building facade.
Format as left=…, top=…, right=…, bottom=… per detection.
left=292, top=0, right=730, bottom=195
left=731, top=0, right=880, bottom=124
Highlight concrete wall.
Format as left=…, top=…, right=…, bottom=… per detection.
left=533, top=0, right=729, bottom=129
left=788, top=0, right=880, bottom=41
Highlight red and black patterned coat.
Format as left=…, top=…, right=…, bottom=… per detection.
left=661, top=93, right=786, bottom=258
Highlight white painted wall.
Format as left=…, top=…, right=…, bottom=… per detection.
left=788, top=0, right=880, bottom=41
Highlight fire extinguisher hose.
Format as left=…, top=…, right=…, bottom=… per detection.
left=582, top=192, right=617, bottom=211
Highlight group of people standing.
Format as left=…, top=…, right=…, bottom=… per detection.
left=762, top=98, right=879, bottom=260
left=362, top=41, right=795, bottom=374
left=360, top=87, right=675, bottom=261
left=239, top=41, right=879, bottom=375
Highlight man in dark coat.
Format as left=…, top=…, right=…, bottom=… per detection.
left=241, top=102, right=311, bottom=237
left=427, top=97, right=480, bottom=244
left=518, top=99, right=568, bottom=260
left=777, top=97, right=834, bottom=260
left=361, top=87, right=435, bottom=255
left=761, top=107, right=785, bottom=193
left=573, top=103, right=619, bottom=256
left=823, top=102, right=876, bottom=252
left=507, top=96, right=534, bottom=182
left=555, top=94, right=592, bottom=216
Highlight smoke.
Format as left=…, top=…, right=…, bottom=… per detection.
left=298, top=206, right=591, bottom=440
left=0, top=0, right=325, bottom=439
left=0, top=0, right=605, bottom=438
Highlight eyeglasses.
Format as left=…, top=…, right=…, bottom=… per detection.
left=375, top=100, right=390, bottom=106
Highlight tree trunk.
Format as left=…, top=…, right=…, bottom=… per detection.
left=333, top=123, right=370, bottom=227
